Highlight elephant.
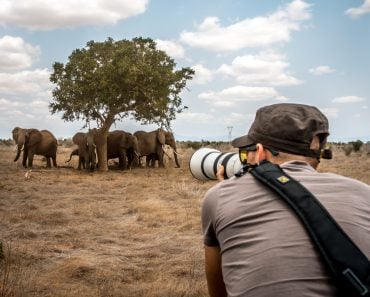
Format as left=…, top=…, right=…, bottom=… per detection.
left=12, top=127, right=58, bottom=168
left=71, top=131, right=97, bottom=171
left=107, top=130, right=139, bottom=169
left=133, top=128, right=180, bottom=168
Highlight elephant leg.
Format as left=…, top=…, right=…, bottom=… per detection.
left=46, top=157, right=52, bottom=168
left=77, top=156, right=82, bottom=170
left=22, top=149, right=28, bottom=167
left=128, top=153, right=138, bottom=168
left=52, top=156, right=57, bottom=167
left=127, top=154, right=133, bottom=168
left=137, top=156, right=143, bottom=167
left=157, top=151, right=165, bottom=168
left=151, top=154, right=156, bottom=167
left=122, top=152, right=128, bottom=170
left=27, top=151, right=34, bottom=168
left=118, top=156, right=124, bottom=169
left=145, top=156, right=150, bottom=167
left=148, top=154, right=157, bottom=167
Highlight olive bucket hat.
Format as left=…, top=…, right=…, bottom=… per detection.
left=231, top=103, right=330, bottom=158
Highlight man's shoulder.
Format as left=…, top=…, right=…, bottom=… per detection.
left=204, top=172, right=266, bottom=199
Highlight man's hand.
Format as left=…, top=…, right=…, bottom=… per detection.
left=216, top=165, right=225, bottom=181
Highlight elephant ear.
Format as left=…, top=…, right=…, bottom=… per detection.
left=157, top=129, right=166, bottom=145
left=120, top=133, right=129, bottom=148
left=12, top=127, right=21, bottom=142
left=26, top=129, right=42, bottom=146
left=165, top=131, right=174, bottom=143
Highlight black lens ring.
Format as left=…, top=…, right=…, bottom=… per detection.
left=213, top=152, right=228, bottom=177
left=221, top=153, right=237, bottom=179
left=201, top=151, right=218, bottom=180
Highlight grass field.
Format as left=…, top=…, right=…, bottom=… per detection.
left=0, top=142, right=369, bottom=297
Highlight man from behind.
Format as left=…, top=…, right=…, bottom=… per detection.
left=201, top=103, right=370, bottom=297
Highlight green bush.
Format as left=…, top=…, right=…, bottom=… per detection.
left=350, top=140, right=363, bottom=152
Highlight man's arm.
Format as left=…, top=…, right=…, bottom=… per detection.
left=204, top=245, right=227, bottom=297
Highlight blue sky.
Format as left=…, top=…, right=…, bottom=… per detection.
left=0, top=0, right=369, bottom=142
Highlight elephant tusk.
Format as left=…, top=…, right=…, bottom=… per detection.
left=14, top=144, right=24, bottom=152
left=172, top=150, right=183, bottom=157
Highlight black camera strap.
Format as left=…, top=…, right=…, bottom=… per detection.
left=250, top=160, right=370, bottom=297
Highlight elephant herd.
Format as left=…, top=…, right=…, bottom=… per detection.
left=11, top=127, right=181, bottom=171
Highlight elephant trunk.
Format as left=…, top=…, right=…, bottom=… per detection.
left=87, top=144, right=97, bottom=172
left=14, top=142, right=24, bottom=162
left=171, top=144, right=180, bottom=168
left=174, top=151, right=180, bottom=168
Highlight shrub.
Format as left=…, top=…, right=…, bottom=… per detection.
left=350, top=140, right=363, bottom=152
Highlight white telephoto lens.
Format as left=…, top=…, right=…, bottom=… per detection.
left=189, top=148, right=242, bottom=181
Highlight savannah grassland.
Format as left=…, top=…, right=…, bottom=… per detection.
left=0, top=142, right=369, bottom=297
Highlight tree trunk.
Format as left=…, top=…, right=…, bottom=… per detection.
left=94, top=130, right=108, bottom=171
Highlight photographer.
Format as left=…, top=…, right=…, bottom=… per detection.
left=201, top=103, right=370, bottom=297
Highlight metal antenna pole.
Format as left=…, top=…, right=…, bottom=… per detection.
left=227, top=126, right=233, bottom=142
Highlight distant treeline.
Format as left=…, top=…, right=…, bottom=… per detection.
left=1, top=137, right=369, bottom=153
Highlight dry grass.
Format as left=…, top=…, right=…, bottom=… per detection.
left=0, top=143, right=369, bottom=297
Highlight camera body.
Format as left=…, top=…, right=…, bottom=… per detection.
left=189, top=148, right=243, bottom=181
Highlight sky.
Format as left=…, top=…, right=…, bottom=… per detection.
left=0, top=0, right=369, bottom=143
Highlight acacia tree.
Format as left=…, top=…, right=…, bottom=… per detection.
left=49, top=37, right=194, bottom=171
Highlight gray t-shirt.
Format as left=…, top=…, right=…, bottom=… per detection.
left=201, top=161, right=370, bottom=297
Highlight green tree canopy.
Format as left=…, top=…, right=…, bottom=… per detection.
left=49, top=37, right=194, bottom=170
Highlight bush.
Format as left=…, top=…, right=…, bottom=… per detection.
left=350, top=140, right=363, bottom=152
left=0, top=139, right=14, bottom=146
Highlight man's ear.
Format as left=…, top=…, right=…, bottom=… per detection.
left=255, top=143, right=267, bottom=163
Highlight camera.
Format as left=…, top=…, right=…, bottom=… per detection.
left=189, top=148, right=243, bottom=181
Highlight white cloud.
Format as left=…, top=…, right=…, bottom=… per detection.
left=332, top=96, right=366, bottom=103
left=0, top=0, right=148, bottom=30
left=309, top=65, right=336, bottom=76
left=155, top=39, right=185, bottom=59
left=217, top=50, right=302, bottom=86
left=177, top=111, right=215, bottom=123
left=0, top=36, right=40, bottom=71
left=321, top=107, right=339, bottom=118
left=0, top=98, right=32, bottom=124
left=180, top=0, right=311, bottom=52
left=199, top=85, right=280, bottom=107
left=0, top=97, right=56, bottom=129
left=0, top=68, right=52, bottom=96
left=346, top=0, right=370, bottom=18
left=0, top=98, right=21, bottom=109
left=191, top=64, right=214, bottom=85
